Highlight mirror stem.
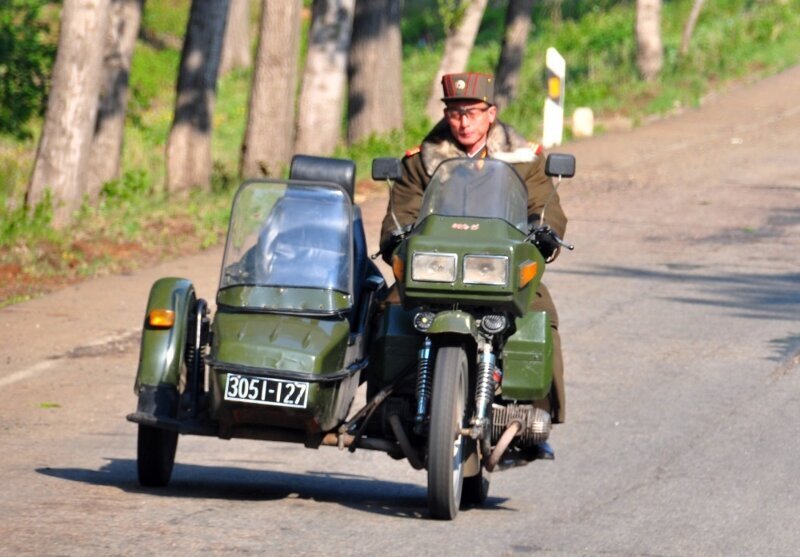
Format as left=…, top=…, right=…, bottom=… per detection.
left=388, top=179, right=403, bottom=234
left=539, top=175, right=562, bottom=227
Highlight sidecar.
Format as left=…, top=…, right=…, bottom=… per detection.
left=127, top=156, right=387, bottom=486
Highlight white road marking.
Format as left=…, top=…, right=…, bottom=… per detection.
left=0, top=329, right=140, bottom=390
left=0, top=359, right=57, bottom=389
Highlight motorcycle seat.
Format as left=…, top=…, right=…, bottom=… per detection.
left=289, top=155, right=356, bottom=201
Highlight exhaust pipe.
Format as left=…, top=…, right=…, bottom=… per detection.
left=485, top=420, right=522, bottom=472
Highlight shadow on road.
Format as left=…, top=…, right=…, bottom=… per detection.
left=555, top=264, right=800, bottom=361
left=36, top=458, right=510, bottom=519
left=558, top=265, right=800, bottom=321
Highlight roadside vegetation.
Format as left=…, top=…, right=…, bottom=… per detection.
left=1, top=0, right=799, bottom=305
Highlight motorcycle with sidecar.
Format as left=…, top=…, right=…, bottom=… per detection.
left=128, top=152, right=575, bottom=519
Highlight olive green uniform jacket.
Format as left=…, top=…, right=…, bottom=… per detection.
left=379, top=119, right=569, bottom=423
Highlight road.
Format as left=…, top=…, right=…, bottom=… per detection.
left=2, top=66, right=799, bottom=556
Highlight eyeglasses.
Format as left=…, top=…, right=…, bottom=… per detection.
left=444, top=105, right=491, bottom=121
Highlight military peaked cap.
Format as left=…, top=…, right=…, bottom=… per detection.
left=441, top=72, right=495, bottom=105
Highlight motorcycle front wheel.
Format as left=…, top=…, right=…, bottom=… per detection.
left=427, top=344, right=469, bottom=520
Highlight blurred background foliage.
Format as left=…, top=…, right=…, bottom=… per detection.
left=0, top=0, right=56, bottom=139
left=1, top=0, right=799, bottom=303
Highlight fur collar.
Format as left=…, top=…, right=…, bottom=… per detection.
left=419, top=119, right=536, bottom=176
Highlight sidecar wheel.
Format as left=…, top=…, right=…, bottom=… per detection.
left=137, top=425, right=178, bottom=487
left=427, top=344, right=469, bottom=520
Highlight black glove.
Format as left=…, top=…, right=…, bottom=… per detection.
left=379, top=225, right=411, bottom=264
left=531, top=225, right=560, bottom=261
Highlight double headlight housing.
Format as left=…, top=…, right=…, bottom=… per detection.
left=410, top=252, right=509, bottom=286
left=463, top=255, right=508, bottom=286
left=411, top=252, right=457, bottom=282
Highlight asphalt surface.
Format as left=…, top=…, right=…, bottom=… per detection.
left=1, top=65, right=799, bottom=556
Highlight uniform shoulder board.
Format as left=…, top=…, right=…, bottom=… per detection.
left=404, top=145, right=421, bottom=157
left=529, top=142, right=544, bottom=156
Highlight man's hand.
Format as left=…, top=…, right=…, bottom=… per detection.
left=379, top=224, right=412, bottom=264
left=529, top=224, right=573, bottom=262
left=531, top=225, right=560, bottom=260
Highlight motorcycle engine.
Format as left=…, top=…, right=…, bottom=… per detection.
left=491, top=403, right=551, bottom=446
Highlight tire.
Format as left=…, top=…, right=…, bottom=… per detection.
left=427, top=344, right=469, bottom=520
left=462, top=467, right=490, bottom=505
left=137, top=424, right=178, bottom=487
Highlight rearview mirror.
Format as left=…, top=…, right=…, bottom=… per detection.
left=544, top=153, right=576, bottom=178
left=372, top=157, right=403, bottom=181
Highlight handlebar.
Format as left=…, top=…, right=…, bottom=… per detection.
left=527, top=225, right=573, bottom=261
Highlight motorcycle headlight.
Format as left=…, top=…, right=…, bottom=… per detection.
left=463, top=255, right=508, bottom=286
left=411, top=252, right=457, bottom=282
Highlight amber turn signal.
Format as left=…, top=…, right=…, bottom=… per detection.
left=148, top=309, right=175, bottom=328
left=518, top=260, right=538, bottom=288
left=392, top=255, right=405, bottom=282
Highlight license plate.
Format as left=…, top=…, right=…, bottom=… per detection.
left=224, top=373, right=309, bottom=409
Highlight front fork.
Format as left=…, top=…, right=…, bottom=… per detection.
left=414, top=335, right=497, bottom=442
left=413, top=337, right=433, bottom=433
left=471, top=339, right=496, bottom=440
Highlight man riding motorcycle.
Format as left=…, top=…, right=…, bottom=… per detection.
left=379, top=72, right=568, bottom=424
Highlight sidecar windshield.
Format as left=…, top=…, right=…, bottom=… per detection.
left=218, top=180, right=353, bottom=312
left=417, top=158, right=529, bottom=231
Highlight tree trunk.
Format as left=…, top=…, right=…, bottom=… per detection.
left=680, top=0, right=706, bottom=56
left=219, top=0, right=252, bottom=75
left=347, top=0, right=402, bottom=145
left=546, top=0, right=562, bottom=25
left=166, top=0, right=230, bottom=193
left=494, top=0, right=535, bottom=111
left=294, top=0, right=356, bottom=156
left=87, top=0, right=144, bottom=199
left=26, top=0, right=111, bottom=227
left=636, top=0, right=663, bottom=81
left=240, top=0, right=302, bottom=178
left=424, top=0, right=489, bottom=122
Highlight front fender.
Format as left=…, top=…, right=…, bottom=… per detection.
left=427, top=310, right=479, bottom=341
left=134, top=277, right=196, bottom=392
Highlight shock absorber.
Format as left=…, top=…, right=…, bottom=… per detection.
left=472, top=341, right=495, bottom=438
left=414, top=337, right=433, bottom=431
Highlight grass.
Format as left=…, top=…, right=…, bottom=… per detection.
left=1, top=0, right=799, bottom=305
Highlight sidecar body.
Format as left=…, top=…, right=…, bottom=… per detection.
left=128, top=157, right=387, bottom=471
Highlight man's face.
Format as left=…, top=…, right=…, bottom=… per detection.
left=444, top=100, right=497, bottom=152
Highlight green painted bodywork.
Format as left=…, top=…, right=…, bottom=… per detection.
left=501, top=310, right=553, bottom=401
left=209, top=310, right=358, bottom=433
left=366, top=304, right=422, bottom=395
left=134, top=277, right=195, bottom=391
left=427, top=310, right=478, bottom=339
left=399, top=216, right=545, bottom=315
left=217, top=285, right=352, bottom=313
left=211, top=311, right=349, bottom=372
left=381, top=214, right=553, bottom=402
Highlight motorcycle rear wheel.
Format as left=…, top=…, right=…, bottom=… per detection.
left=427, top=344, right=468, bottom=520
left=462, top=466, right=490, bottom=505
